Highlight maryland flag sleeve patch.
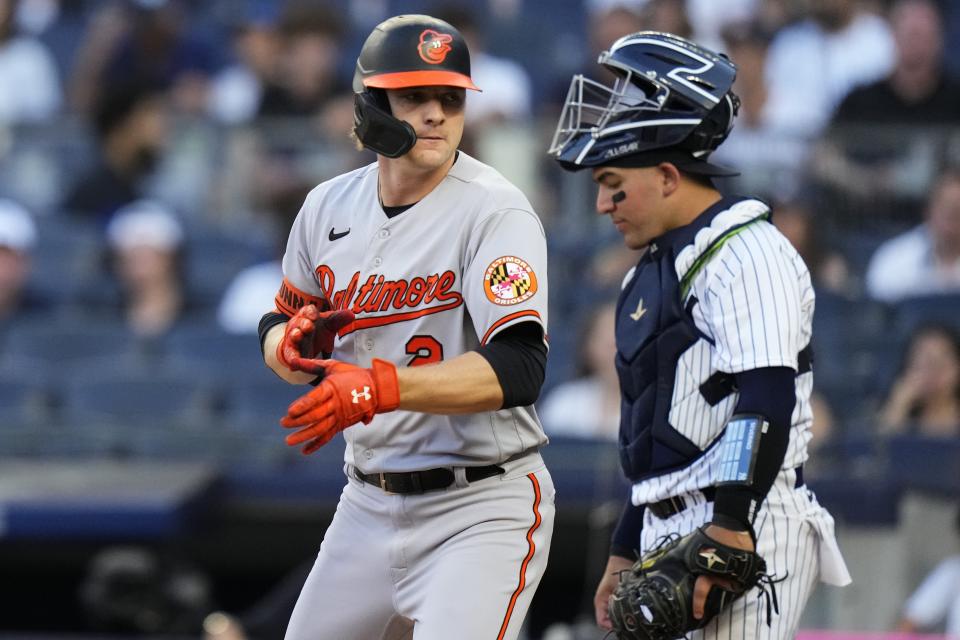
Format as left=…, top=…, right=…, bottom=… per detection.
left=483, top=256, right=538, bottom=306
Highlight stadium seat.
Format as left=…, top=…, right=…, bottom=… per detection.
left=540, top=436, right=625, bottom=506
left=890, top=293, right=960, bottom=339
left=812, top=289, right=894, bottom=423
left=117, top=427, right=267, bottom=462
left=184, top=228, right=271, bottom=301
left=162, top=323, right=266, bottom=380
left=833, top=230, right=892, bottom=277
left=813, top=289, right=891, bottom=350
left=886, top=434, right=960, bottom=495
left=28, top=216, right=104, bottom=301
left=62, top=374, right=217, bottom=428
left=0, top=376, right=51, bottom=426
left=542, top=326, right=577, bottom=396
left=0, top=321, right=140, bottom=370
left=222, top=378, right=307, bottom=430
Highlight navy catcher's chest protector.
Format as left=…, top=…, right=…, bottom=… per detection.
left=615, top=242, right=703, bottom=482
left=614, top=196, right=781, bottom=483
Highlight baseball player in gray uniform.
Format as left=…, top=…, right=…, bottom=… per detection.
left=548, top=32, right=851, bottom=639
left=257, top=15, right=554, bottom=640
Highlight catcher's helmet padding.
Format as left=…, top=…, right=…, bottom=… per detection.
left=352, top=15, right=480, bottom=158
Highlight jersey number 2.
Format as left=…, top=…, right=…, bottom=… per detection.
left=405, top=335, right=443, bottom=367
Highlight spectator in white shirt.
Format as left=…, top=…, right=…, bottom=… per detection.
left=0, top=0, right=60, bottom=124
left=0, top=198, right=41, bottom=325
left=218, top=260, right=282, bottom=335
left=900, top=556, right=960, bottom=637
left=897, top=509, right=960, bottom=637
left=711, top=22, right=812, bottom=200
left=866, top=167, right=960, bottom=303
left=207, top=2, right=281, bottom=125
left=763, top=0, right=894, bottom=137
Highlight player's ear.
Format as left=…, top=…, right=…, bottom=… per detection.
left=657, top=162, right=681, bottom=197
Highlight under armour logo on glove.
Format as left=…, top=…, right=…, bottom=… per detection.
left=281, top=359, right=401, bottom=455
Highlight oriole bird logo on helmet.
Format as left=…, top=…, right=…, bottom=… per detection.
left=418, top=29, right=453, bottom=64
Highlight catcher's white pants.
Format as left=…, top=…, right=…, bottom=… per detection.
left=284, top=453, right=555, bottom=640
left=639, top=467, right=851, bottom=640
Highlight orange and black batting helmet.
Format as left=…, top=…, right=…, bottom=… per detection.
left=352, top=14, right=480, bottom=158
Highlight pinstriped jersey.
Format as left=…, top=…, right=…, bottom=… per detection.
left=276, top=152, right=549, bottom=472
left=626, top=197, right=815, bottom=506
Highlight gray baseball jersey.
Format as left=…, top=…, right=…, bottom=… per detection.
left=275, top=152, right=555, bottom=640
left=275, top=152, right=549, bottom=472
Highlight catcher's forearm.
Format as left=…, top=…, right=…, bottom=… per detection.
left=712, top=367, right=795, bottom=533
left=396, top=351, right=504, bottom=413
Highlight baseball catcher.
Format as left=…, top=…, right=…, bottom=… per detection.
left=548, top=28, right=851, bottom=640
left=608, top=526, right=777, bottom=640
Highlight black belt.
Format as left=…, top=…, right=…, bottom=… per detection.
left=647, top=466, right=805, bottom=520
left=354, top=464, right=505, bottom=494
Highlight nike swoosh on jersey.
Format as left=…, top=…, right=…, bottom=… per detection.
left=329, top=227, right=351, bottom=241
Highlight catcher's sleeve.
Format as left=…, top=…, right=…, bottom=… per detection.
left=610, top=496, right=646, bottom=559
left=712, top=366, right=795, bottom=533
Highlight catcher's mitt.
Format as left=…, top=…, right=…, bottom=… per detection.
left=608, top=526, right=777, bottom=640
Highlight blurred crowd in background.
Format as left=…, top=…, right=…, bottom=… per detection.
left=1, top=0, right=960, bottom=637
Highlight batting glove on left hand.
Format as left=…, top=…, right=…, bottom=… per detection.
left=280, top=358, right=400, bottom=454
left=276, top=304, right=355, bottom=372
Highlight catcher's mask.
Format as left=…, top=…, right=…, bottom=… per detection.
left=548, top=31, right=739, bottom=175
left=352, top=14, right=480, bottom=158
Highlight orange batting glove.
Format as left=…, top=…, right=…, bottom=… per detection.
left=280, top=358, right=400, bottom=454
left=276, top=304, right=355, bottom=372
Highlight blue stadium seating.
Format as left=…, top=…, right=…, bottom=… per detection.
left=812, top=289, right=894, bottom=422
left=28, top=216, right=103, bottom=302
left=162, top=323, right=266, bottom=381
left=890, top=293, right=960, bottom=339
left=184, top=227, right=272, bottom=302
left=222, top=377, right=308, bottom=430
left=0, top=376, right=50, bottom=426
left=834, top=230, right=893, bottom=277
left=117, top=427, right=279, bottom=463
left=886, top=434, right=960, bottom=496
left=0, top=321, right=139, bottom=369
left=62, top=374, right=217, bottom=428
